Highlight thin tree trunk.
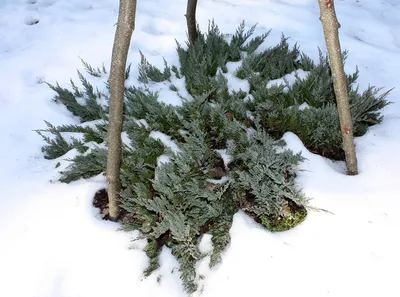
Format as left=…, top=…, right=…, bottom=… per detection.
left=186, top=0, right=198, bottom=46
left=318, top=0, right=358, bottom=175
left=107, top=0, right=137, bottom=220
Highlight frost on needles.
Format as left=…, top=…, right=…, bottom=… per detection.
left=37, top=21, right=390, bottom=294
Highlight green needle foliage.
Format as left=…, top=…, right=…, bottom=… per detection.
left=138, top=51, right=171, bottom=83
left=35, top=121, right=88, bottom=159
left=37, top=21, right=390, bottom=294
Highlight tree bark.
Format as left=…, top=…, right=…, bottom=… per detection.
left=317, top=0, right=358, bottom=175
left=186, top=0, right=198, bottom=46
left=107, top=0, right=137, bottom=220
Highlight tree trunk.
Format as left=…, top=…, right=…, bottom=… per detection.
left=186, top=0, right=198, bottom=46
left=107, top=0, right=137, bottom=220
left=317, top=0, right=358, bottom=175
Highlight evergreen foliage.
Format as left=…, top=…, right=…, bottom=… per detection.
left=176, top=20, right=269, bottom=96
left=237, top=35, right=301, bottom=83
left=35, top=121, right=88, bottom=159
left=124, top=87, right=182, bottom=139
left=47, top=76, right=104, bottom=123
left=59, top=148, right=107, bottom=183
left=242, top=49, right=389, bottom=158
left=38, top=21, right=390, bottom=294
left=138, top=51, right=171, bottom=83
left=80, top=57, right=107, bottom=77
left=56, top=123, right=107, bottom=144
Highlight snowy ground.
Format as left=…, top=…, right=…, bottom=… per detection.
left=1, top=0, right=400, bottom=296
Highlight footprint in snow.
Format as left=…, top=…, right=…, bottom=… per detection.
left=24, top=16, right=40, bottom=25
left=141, top=23, right=164, bottom=36
left=27, top=0, right=57, bottom=7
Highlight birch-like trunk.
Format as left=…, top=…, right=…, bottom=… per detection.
left=318, top=0, right=358, bottom=175
left=107, top=0, right=137, bottom=220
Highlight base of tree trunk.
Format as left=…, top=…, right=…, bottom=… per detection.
left=93, top=189, right=127, bottom=222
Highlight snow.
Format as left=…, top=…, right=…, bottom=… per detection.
left=149, top=131, right=181, bottom=153
left=1, top=0, right=400, bottom=297
left=215, top=149, right=232, bottom=169
left=224, top=61, right=250, bottom=93
left=266, top=69, right=309, bottom=89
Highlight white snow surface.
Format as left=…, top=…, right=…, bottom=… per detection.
left=1, top=0, right=400, bottom=296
